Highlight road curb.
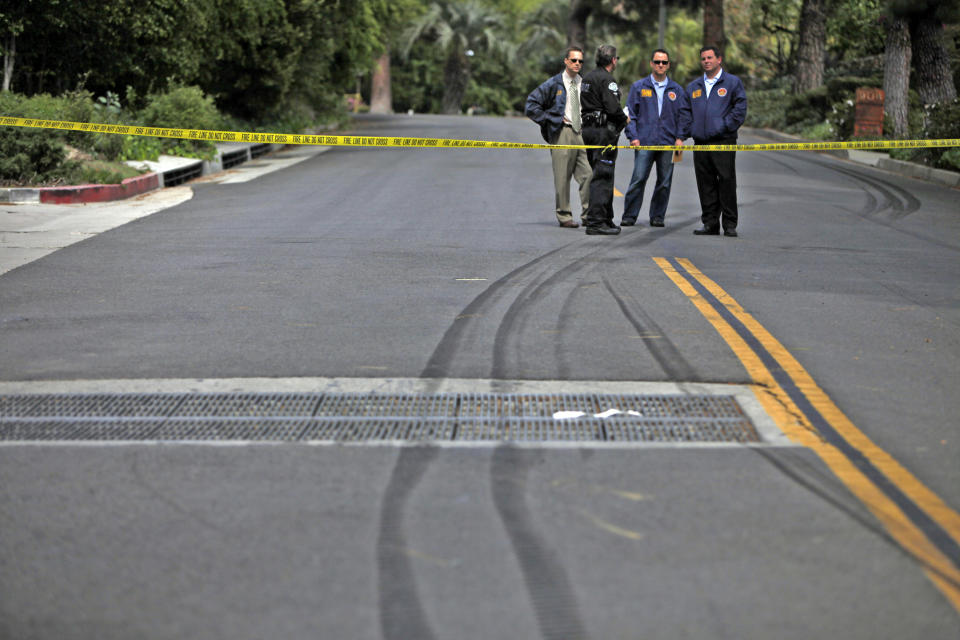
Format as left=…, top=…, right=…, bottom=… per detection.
left=1, top=142, right=287, bottom=205
left=873, top=156, right=960, bottom=188
left=37, top=172, right=161, bottom=204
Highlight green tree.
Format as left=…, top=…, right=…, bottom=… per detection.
left=5, top=0, right=209, bottom=98
left=401, top=0, right=513, bottom=114
left=4, top=0, right=398, bottom=123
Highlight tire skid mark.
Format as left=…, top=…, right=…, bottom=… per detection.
left=783, top=151, right=921, bottom=217
left=770, top=151, right=884, bottom=216
left=420, top=244, right=574, bottom=381
left=490, top=254, right=598, bottom=380
left=600, top=274, right=700, bottom=381
left=759, top=150, right=959, bottom=253
left=491, top=446, right=589, bottom=640
left=830, top=164, right=921, bottom=217
left=490, top=227, right=708, bottom=381
left=377, top=447, right=441, bottom=640
left=426, top=224, right=701, bottom=383
left=554, top=278, right=590, bottom=380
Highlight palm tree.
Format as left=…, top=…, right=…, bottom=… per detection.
left=401, top=1, right=512, bottom=114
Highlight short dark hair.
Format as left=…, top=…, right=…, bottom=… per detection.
left=651, top=48, right=670, bottom=61
left=700, top=45, right=722, bottom=58
left=596, top=44, right=618, bottom=68
left=565, top=46, right=584, bottom=60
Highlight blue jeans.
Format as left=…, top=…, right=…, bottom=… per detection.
left=622, top=149, right=674, bottom=223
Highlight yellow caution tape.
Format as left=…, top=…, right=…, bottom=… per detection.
left=1, top=116, right=959, bottom=152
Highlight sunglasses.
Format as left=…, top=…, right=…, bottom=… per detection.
left=652, top=60, right=670, bottom=65
left=568, top=58, right=583, bottom=63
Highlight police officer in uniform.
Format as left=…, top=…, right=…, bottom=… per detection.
left=580, top=44, right=628, bottom=236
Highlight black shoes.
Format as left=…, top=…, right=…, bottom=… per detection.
left=693, top=225, right=720, bottom=235
left=585, top=225, right=621, bottom=235
left=650, top=218, right=664, bottom=227
left=692, top=225, right=737, bottom=236
left=620, top=219, right=636, bottom=226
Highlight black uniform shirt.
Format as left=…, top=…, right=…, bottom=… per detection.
left=581, top=66, right=627, bottom=130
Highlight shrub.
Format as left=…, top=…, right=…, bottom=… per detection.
left=0, top=89, right=127, bottom=160
left=133, top=84, right=223, bottom=160
left=138, top=84, right=224, bottom=131
left=827, top=97, right=855, bottom=140
left=0, top=128, right=70, bottom=184
left=785, top=86, right=830, bottom=132
left=756, top=77, right=883, bottom=138
left=914, top=99, right=960, bottom=171
left=744, top=88, right=789, bottom=130
left=64, top=160, right=143, bottom=185
left=117, top=135, right=166, bottom=162
left=939, top=148, right=960, bottom=172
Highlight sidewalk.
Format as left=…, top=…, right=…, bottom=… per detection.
left=0, top=141, right=286, bottom=205
left=743, top=127, right=960, bottom=188
left=0, top=144, right=330, bottom=276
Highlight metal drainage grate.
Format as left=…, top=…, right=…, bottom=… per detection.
left=162, top=162, right=203, bottom=187
left=220, top=148, right=249, bottom=170
left=0, top=392, right=761, bottom=443
left=249, top=143, right=273, bottom=158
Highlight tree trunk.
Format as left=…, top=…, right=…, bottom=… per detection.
left=909, top=11, right=957, bottom=105
left=702, top=0, right=725, bottom=52
left=369, top=50, right=392, bottom=114
left=442, top=50, right=468, bottom=115
left=793, top=0, right=826, bottom=94
left=2, top=34, right=14, bottom=92
left=883, top=16, right=911, bottom=139
left=568, top=0, right=594, bottom=50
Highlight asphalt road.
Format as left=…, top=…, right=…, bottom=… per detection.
left=1, top=113, right=958, bottom=638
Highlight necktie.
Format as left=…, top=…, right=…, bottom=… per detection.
left=569, top=80, right=581, bottom=133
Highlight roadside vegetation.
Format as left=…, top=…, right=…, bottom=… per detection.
left=1, top=0, right=957, bottom=186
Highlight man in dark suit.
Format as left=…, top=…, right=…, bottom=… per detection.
left=525, top=47, right=592, bottom=228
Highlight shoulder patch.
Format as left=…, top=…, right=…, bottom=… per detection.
left=641, top=89, right=653, bottom=98
left=557, top=89, right=563, bottom=96
left=692, top=89, right=702, bottom=99
left=608, top=82, right=619, bottom=92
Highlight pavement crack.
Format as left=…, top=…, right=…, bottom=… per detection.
left=752, top=383, right=827, bottom=444
left=128, top=451, right=228, bottom=535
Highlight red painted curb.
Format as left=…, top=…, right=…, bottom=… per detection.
left=38, top=172, right=160, bottom=204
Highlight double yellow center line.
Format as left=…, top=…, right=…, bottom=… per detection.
left=654, top=256, right=960, bottom=610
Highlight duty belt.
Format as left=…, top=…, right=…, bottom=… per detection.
left=582, top=111, right=606, bottom=126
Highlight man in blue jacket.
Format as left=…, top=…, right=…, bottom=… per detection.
left=685, top=45, right=747, bottom=237
left=621, top=48, right=690, bottom=228
left=525, top=47, right=592, bottom=228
